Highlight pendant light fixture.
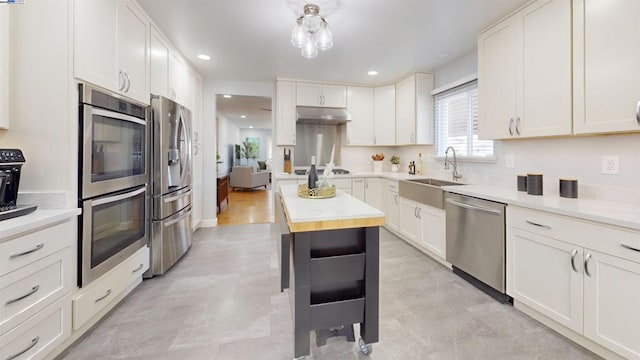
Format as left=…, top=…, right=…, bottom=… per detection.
left=291, top=4, right=333, bottom=59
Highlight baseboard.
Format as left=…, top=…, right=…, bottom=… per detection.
left=199, top=218, right=218, bottom=228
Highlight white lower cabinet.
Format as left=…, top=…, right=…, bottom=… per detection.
left=399, top=197, right=446, bottom=260
left=72, top=246, right=149, bottom=330
left=399, top=198, right=419, bottom=243
left=364, top=178, right=381, bottom=211
left=383, top=180, right=399, bottom=232
left=351, top=178, right=365, bottom=202
left=507, top=206, right=640, bottom=360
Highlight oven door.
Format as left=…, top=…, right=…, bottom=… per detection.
left=80, top=185, right=147, bottom=287
left=81, top=104, right=147, bottom=199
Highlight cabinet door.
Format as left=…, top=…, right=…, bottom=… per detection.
left=399, top=198, right=419, bottom=242
left=351, top=178, right=365, bottom=202
left=296, top=82, right=321, bottom=106
left=149, top=25, right=169, bottom=98
left=168, top=52, right=187, bottom=104
left=0, top=7, right=8, bottom=129
left=583, top=249, right=640, bottom=359
left=478, top=18, right=517, bottom=140
left=74, top=0, right=119, bottom=93
left=396, top=75, right=416, bottom=145
left=573, top=0, right=640, bottom=134
left=506, top=227, right=584, bottom=333
left=346, top=86, right=374, bottom=145
left=418, top=205, right=446, bottom=259
left=321, top=84, right=346, bottom=107
left=384, top=182, right=400, bottom=232
left=191, top=76, right=203, bottom=229
left=364, top=178, right=381, bottom=211
left=518, top=0, right=572, bottom=137
left=118, top=1, right=149, bottom=105
left=276, top=81, right=296, bottom=145
left=374, top=85, right=396, bottom=145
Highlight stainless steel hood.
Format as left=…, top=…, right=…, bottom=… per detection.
left=296, top=106, right=352, bottom=124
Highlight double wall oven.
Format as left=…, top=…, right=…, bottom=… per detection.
left=78, top=83, right=148, bottom=287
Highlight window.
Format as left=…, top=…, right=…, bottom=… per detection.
left=434, top=80, right=494, bottom=159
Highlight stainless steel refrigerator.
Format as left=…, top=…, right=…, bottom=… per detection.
left=148, top=95, right=193, bottom=276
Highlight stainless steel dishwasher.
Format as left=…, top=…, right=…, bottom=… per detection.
left=445, top=192, right=510, bottom=303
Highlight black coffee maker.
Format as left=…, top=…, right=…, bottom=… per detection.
left=0, top=149, right=37, bottom=221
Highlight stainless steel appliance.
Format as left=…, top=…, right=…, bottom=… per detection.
left=78, top=83, right=148, bottom=287
left=294, top=123, right=343, bottom=166
left=445, top=192, right=510, bottom=303
left=79, top=83, right=148, bottom=199
left=0, top=149, right=37, bottom=221
left=148, top=95, right=193, bottom=276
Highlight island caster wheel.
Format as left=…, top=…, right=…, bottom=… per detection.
left=358, top=338, right=372, bottom=356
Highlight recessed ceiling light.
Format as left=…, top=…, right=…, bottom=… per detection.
left=437, top=52, right=450, bottom=59
left=249, top=126, right=254, bottom=129
left=223, top=94, right=232, bottom=98
left=368, top=70, right=378, bottom=76
left=240, top=115, right=247, bottom=118
left=197, top=54, right=211, bottom=60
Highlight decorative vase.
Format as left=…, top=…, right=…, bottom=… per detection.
left=391, top=164, right=399, bottom=172
left=373, top=160, right=383, bottom=173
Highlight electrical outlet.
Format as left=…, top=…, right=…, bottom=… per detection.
left=505, top=155, right=515, bottom=169
left=602, top=155, right=619, bottom=175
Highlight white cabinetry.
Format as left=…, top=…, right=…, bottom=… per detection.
left=74, top=0, right=149, bottom=105
left=364, top=178, right=381, bottom=211
left=149, top=24, right=169, bottom=98
left=507, top=206, right=640, bottom=360
left=478, top=0, right=572, bottom=139
left=398, top=197, right=446, bottom=260
left=351, top=178, right=365, bottom=201
left=276, top=81, right=297, bottom=145
left=399, top=198, right=420, bottom=242
left=573, top=0, right=640, bottom=134
left=383, top=180, right=400, bottom=232
left=395, top=73, right=434, bottom=145
left=191, top=75, right=203, bottom=229
left=168, top=53, right=193, bottom=108
left=374, top=85, right=396, bottom=145
left=0, top=7, right=9, bottom=129
left=346, top=87, right=374, bottom=145
left=296, top=82, right=346, bottom=108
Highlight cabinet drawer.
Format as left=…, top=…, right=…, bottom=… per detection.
left=508, top=206, right=640, bottom=263
left=331, top=178, right=352, bottom=189
left=72, top=246, right=148, bottom=330
left=0, top=295, right=71, bottom=360
left=310, top=253, right=365, bottom=285
left=0, top=219, right=74, bottom=277
left=0, top=247, right=73, bottom=336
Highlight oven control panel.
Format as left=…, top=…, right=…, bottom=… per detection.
left=0, top=149, right=25, bottom=163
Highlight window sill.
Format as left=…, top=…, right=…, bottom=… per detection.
left=433, top=156, right=497, bottom=164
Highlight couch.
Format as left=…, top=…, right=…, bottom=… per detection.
left=229, top=166, right=269, bottom=190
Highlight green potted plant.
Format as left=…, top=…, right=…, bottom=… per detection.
left=390, top=155, right=400, bottom=172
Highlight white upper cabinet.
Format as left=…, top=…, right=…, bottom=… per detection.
left=573, top=0, right=640, bottom=134
left=296, top=82, right=346, bottom=107
left=479, top=0, right=572, bottom=139
left=149, top=24, right=169, bottom=98
left=74, top=0, right=150, bottom=105
left=346, top=86, right=374, bottom=145
left=374, top=85, right=396, bottom=145
left=395, top=73, right=434, bottom=145
left=0, top=7, right=9, bottom=129
left=276, top=81, right=297, bottom=145
left=168, top=52, right=193, bottom=109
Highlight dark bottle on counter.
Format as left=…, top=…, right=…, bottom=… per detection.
left=308, top=156, right=318, bottom=189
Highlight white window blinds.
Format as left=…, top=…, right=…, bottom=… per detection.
left=434, top=80, right=493, bottom=157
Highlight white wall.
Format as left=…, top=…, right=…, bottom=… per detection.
left=433, top=50, right=477, bottom=88
left=216, top=112, right=239, bottom=176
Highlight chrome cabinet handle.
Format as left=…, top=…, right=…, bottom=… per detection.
left=584, top=253, right=592, bottom=277
left=6, top=336, right=39, bottom=360
left=193, top=144, right=199, bottom=156
left=509, top=118, right=514, bottom=136
left=365, top=180, right=368, bottom=189
left=119, top=71, right=125, bottom=91
left=94, top=289, right=112, bottom=303
left=570, top=249, right=579, bottom=272
left=132, top=263, right=144, bottom=273
left=414, top=207, right=418, bottom=218
left=124, top=72, right=131, bottom=93
left=417, top=207, right=422, bottom=219
left=515, top=117, right=521, bottom=135
left=621, top=244, right=640, bottom=253
left=9, top=243, right=44, bottom=259
left=636, top=100, right=640, bottom=125
left=394, top=194, right=399, bottom=205
left=5, top=285, right=40, bottom=305
left=526, top=220, right=552, bottom=230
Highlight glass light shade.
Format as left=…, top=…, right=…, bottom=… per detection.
left=302, top=14, right=322, bottom=33
left=315, top=24, right=333, bottom=51
left=301, top=36, right=318, bottom=58
left=291, top=22, right=307, bottom=48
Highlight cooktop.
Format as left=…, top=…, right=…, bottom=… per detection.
left=294, top=168, right=350, bottom=175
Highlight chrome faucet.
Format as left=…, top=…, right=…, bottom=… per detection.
left=444, top=146, right=463, bottom=181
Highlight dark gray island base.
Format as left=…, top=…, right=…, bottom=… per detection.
left=276, top=188, right=384, bottom=358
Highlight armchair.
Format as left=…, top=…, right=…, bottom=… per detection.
left=229, top=166, right=269, bottom=190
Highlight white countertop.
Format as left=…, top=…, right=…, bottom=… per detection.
left=279, top=184, right=385, bottom=232
left=443, top=184, right=640, bottom=231
left=274, top=171, right=430, bottom=181
left=0, top=208, right=82, bottom=242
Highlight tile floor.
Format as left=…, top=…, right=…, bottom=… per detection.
left=59, top=224, right=601, bottom=360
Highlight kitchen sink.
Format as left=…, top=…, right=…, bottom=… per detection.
left=399, top=178, right=464, bottom=209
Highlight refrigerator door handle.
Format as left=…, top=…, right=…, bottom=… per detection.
left=164, top=205, right=192, bottom=227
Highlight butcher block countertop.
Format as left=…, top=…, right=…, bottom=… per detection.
left=279, top=184, right=385, bottom=232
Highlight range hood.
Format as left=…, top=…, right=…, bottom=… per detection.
left=296, top=106, right=352, bottom=124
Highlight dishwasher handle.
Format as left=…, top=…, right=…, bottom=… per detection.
left=445, top=198, right=502, bottom=215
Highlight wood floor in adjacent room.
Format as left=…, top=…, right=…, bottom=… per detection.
left=217, top=187, right=273, bottom=226
left=59, top=225, right=601, bottom=360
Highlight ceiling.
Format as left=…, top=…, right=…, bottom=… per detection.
left=216, top=95, right=273, bottom=129
left=137, top=0, right=528, bottom=86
